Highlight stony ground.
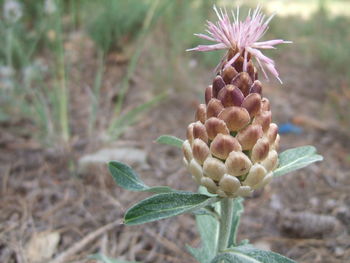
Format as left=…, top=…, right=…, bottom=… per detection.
left=0, top=33, right=349, bottom=263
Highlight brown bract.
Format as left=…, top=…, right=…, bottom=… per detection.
left=192, top=138, right=210, bottom=164
left=195, top=104, right=207, bottom=123
left=217, top=85, right=244, bottom=107
left=231, top=72, right=252, bottom=96
left=242, top=93, right=262, bottom=117
left=218, top=106, right=250, bottom=131
left=192, top=121, right=208, bottom=143
left=212, top=75, right=226, bottom=97
left=210, top=134, right=242, bottom=160
left=205, top=117, right=229, bottom=140
left=236, top=124, right=263, bottom=150
left=207, top=98, right=224, bottom=118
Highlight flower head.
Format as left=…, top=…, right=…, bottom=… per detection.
left=44, top=0, right=57, bottom=15
left=3, top=0, right=22, bottom=24
left=188, top=6, right=291, bottom=83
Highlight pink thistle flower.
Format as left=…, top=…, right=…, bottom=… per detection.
left=187, top=5, right=291, bottom=83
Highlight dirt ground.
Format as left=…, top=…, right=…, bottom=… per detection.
left=0, top=34, right=350, bottom=263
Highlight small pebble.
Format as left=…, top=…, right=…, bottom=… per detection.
left=334, top=247, right=345, bottom=257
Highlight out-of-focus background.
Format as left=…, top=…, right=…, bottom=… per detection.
left=0, top=0, right=349, bottom=262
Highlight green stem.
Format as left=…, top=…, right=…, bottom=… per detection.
left=6, top=26, right=13, bottom=68
left=218, top=198, right=234, bottom=252
left=55, top=7, right=69, bottom=143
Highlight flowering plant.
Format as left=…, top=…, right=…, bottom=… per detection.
left=108, top=6, right=322, bottom=263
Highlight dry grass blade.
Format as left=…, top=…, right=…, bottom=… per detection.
left=51, top=221, right=120, bottom=263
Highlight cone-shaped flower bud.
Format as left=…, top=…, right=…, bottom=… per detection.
left=182, top=140, right=193, bottom=162
left=210, top=134, right=242, bottom=160
left=218, top=106, right=250, bottom=131
left=225, top=151, right=252, bottom=176
left=242, top=93, right=262, bottom=117
left=231, top=72, right=252, bottom=96
left=183, top=5, right=288, bottom=197
left=201, top=177, right=218, bottom=194
left=195, top=104, right=207, bottom=123
left=212, top=75, right=226, bottom=97
left=222, top=66, right=238, bottom=84
left=189, top=159, right=203, bottom=184
left=205, top=117, right=229, bottom=140
left=266, top=123, right=278, bottom=144
left=192, top=138, right=210, bottom=164
left=237, top=124, right=263, bottom=150
left=261, top=150, right=278, bottom=172
left=253, top=110, right=272, bottom=132
left=205, top=86, right=213, bottom=104
left=217, top=85, right=244, bottom=107
left=219, top=174, right=241, bottom=195
left=193, top=121, right=209, bottom=143
left=261, top=97, right=270, bottom=111
left=243, top=163, right=267, bottom=187
left=207, top=98, right=224, bottom=118
left=251, top=137, right=270, bottom=163
left=250, top=80, right=262, bottom=94
left=203, top=157, right=226, bottom=181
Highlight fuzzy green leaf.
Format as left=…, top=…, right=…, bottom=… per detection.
left=195, top=205, right=220, bottom=262
left=187, top=187, right=220, bottom=263
left=228, top=197, right=244, bottom=247
left=89, top=253, right=139, bottom=263
left=109, top=161, right=174, bottom=193
left=124, top=192, right=219, bottom=225
left=155, top=135, right=184, bottom=148
left=186, top=246, right=206, bottom=263
left=273, top=146, right=323, bottom=177
left=211, top=245, right=296, bottom=263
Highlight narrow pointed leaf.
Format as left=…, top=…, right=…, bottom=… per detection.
left=124, top=192, right=219, bottom=225
left=211, top=245, right=296, bottom=263
left=109, top=93, right=166, bottom=140
left=273, top=146, right=323, bottom=177
left=155, top=135, right=184, bottom=148
left=228, top=197, right=244, bottom=247
left=109, top=161, right=174, bottom=193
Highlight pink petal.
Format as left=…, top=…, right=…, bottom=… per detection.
left=186, top=43, right=226, bottom=52
left=223, top=52, right=240, bottom=70
left=254, top=39, right=291, bottom=46
left=188, top=5, right=291, bottom=83
left=194, top=33, right=216, bottom=42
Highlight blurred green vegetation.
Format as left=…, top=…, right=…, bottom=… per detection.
left=87, top=0, right=149, bottom=53
left=268, top=4, right=350, bottom=83
left=0, top=0, right=349, bottom=146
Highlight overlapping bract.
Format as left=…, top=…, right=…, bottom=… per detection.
left=183, top=52, right=280, bottom=197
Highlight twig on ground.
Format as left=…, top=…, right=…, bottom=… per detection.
left=51, top=221, right=120, bottom=263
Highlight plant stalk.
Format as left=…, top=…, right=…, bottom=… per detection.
left=218, top=197, right=234, bottom=252
left=6, top=26, right=13, bottom=68
left=55, top=7, right=69, bottom=143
